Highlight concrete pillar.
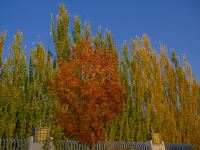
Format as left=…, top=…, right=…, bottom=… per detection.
left=28, top=136, right=54, bottom=150
left=147, top=140, right=166, bottom=150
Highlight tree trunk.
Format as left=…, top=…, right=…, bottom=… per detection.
left=90, top=142, right=95, bottom=150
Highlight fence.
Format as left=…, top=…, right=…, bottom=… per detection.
left=94, top=142, right=149, bottom=150
left=0, top=138, right=194, bottom=150
left=0, top=138, right=27, bottom=150
left=54, top=140, right=89, bottom=150
left=55, top=141, right=150, bottom=150
left=165, top=144, right=194, bottom=150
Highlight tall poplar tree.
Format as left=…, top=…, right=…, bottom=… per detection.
left=51, top=4, right=70, bottom=60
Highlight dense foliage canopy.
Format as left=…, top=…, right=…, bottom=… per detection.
left=51, top=41, right=125, bottom=147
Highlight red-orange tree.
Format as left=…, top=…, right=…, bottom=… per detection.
left=51, top=41, right=126, bottom=148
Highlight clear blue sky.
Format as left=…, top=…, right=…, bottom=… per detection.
left=0, top=0, right=200, bottom=79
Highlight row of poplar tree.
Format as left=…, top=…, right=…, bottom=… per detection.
left=0, top=4, right=199, bottom=148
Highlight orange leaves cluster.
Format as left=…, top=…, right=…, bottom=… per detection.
left=51, top=41, right=126, bottom=146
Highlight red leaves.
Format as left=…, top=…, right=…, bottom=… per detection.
left=51, top=40, right=126, bottom=147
